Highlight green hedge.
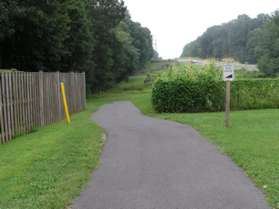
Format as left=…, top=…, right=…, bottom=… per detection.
left=152, top=79, right=279, bottom=113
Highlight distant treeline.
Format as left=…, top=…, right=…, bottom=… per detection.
left=181, top=11, right=279, bottom=75
left=0, top=0, right=157, bottom=92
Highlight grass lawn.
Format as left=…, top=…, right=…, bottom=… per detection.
left=1, top=67, right=279, bottom=209
left=0, top=102, right=104, bottom=209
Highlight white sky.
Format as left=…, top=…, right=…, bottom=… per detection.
left=123, top=0, right=278, bottom=59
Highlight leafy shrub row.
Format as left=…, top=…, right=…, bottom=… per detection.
left=231, top=79, right=279, bottom=110
left=152, top=66, right=279, bottom=113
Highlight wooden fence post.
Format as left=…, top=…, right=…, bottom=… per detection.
left=56, top=72, right=62, bottom=120
left=39, top=71, right=44, bottom=127
left=6, top=72, right=12, bottom=140
left=0, top=73, right=4, bottom=143
left=82, top=72, right=86, bottom=109
left=225, top=81, right=231, bottom=128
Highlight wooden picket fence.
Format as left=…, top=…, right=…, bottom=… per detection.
left=0, top=71, right=86, bottom=144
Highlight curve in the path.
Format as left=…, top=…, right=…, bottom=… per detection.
left=73, top=101, right=270, bottom=209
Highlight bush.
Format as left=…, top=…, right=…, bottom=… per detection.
left=231, top=79, right=279, bottom=110
left=152, top=79, right=224, bottom=113
left=152, top=66, right=279, bottom=113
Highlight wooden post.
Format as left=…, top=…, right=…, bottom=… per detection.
left=39, top=71, right=44, bottom=127
left=56, top=72, right=62, bottom=121
left=6, top=72, right=12, bottom=140
left=82, top=72, right=86, bottom=110
left=13, top=72, right=19, bottom=136
left=0, top=73, right=4, bottom=143
left=225, top=81, right=231, bottom=128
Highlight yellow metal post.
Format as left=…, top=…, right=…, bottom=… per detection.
left=60, top=82, right=71, bottom=124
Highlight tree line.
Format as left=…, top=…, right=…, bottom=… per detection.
left=181, top=11, right=279, bottom=75
left=0, top=0, right=156, bottom=92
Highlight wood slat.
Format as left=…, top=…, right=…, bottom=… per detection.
left=22, top=72, right=28, bottom=134
left=19, top=72, right=25, bottom=134
left=3, top=73, right=10, bottom=141
left=12, top=72, right=19, bottom=136
left=0, top=74, right=5, bottom=143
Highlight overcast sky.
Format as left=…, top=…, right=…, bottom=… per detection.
left=123, top=0, right=277, bottom=59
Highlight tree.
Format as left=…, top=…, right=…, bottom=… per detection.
left=181, top=13, right=270, bottom=63
left=0, top=0, right=155, bottom=92
left=249, top=11, right=279, bottom=75
left=113, top=20, right=139, bottom=81
left=87, top=0, right=127, bottom=90
left=128, top=21, right=154, bottom=69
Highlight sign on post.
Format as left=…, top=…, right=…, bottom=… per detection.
left=223, top=64, right=235, bottom=81
left=223, top=64, right=234, bottom=128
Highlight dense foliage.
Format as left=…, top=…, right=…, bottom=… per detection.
left=248, top=11, right=279, bottom=76
left=181, top=11, right=279, bottom=75
left=152, top=66, right=279, bottom=113
left=0, top=0, right=156, bottom=92
left=181, top=14, right=269, bottom=63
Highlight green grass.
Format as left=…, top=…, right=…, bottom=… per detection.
left=0, top=102, right=104, bottom=209
left=1, top=65, right=279, bottom=209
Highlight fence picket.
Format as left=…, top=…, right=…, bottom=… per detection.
left=0, top=75, right=4, bottom=143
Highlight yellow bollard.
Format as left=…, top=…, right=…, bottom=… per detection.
left=60, top=82, right=71, bottom=124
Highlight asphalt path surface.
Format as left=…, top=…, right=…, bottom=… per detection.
left=73, top=102, right=270, bottom=209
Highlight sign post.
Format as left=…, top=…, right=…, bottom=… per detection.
left=223, top=64, right=235, bottom=128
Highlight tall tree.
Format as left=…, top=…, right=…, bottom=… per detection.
left=249, top=11, right=279, bottom=75
left=181, top=13, right=270, bottom=64
left=0, top=0, right=155, bottom=92
left=87, top=0, right=127, bottom=90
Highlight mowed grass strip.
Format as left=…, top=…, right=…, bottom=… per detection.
left=0, top=102, right=103, bottom=209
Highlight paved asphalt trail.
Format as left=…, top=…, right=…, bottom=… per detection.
left=73, top=102, right=270, bottom=209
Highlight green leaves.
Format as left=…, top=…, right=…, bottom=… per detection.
left=182, top=10, right=279, bottom=77
left=181, top=13, right=271, bottom=64
left=249, top=12, right=279, bottom=76
left=152, top=65, right=279, bottom=113
left=0, top=0, right=155, bottom=92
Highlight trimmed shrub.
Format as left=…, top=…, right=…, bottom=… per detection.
left=152, top=71, right=279, bottom=113
left=152, top=79, right=224, bottom=113
left=231, top=79, right=279, bottom=110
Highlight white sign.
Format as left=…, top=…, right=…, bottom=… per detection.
left=223, top=64, right=235, bottom=81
